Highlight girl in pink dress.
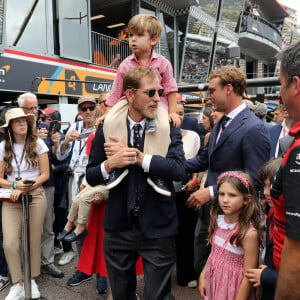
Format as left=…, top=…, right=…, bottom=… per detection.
left=199, top=171, right=262, bottom=300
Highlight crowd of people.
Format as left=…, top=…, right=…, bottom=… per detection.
left=0, top=12, right=299, bottom=300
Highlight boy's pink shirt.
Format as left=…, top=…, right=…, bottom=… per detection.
left=106, top=52, right=178, bottom=110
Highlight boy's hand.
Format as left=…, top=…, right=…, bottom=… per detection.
left=169, top=112, right=181, bottom=128
left=245, top=265, right=267, bottom=287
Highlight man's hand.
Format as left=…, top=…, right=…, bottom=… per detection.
left=135, top=149, right=144, bottom=167
left=169, top=112, right=181, bottom=128
left=38, top=128, right=48, bottom=139
left=182, top=179, right=199, bottom=193
left=105, top=147, right=137, bottom=172
left=65, top=130, right=80, bottom=143
left=104, top=136, right=127, bottom=158
left=51, top=132, right=61, bottom=145
left=245, top=265, right=266, bottom=287
left=186, top=187, right=210, bottom=209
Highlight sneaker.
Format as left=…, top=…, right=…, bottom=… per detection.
left=187, top=280, right=198, bottom=288
left=5, top=283, right=24, bottom=300
left=147, top=177, right=171, bottom=196
left=31, top=279, right=40, bottom=299
left=96, top=275, right=108, bottom=294
left=106, top=169, right=128, bottom=190
left=58, top=251, right=75, bottom=266
left=54, top=246, right=63, bottom=256
left=67, top=270, right=93, bottom=287
left=0, top=275, right=10, bottom=291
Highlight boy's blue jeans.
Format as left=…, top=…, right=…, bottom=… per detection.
left=0, top=202, right=8, bottom=276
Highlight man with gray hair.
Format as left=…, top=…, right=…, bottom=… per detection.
left=18, top=92, right=64, bottom=278
left=253, top=102, right=268, bottom=120
left=271, top=41, right=300, bottom=299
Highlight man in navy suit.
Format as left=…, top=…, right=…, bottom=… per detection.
left=86, top=66, right=185, bottom=300
left=184, top=66, right=271, bottom=275
left=269, top=106, right=293, bottom=158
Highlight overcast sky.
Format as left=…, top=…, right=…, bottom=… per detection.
left=280, top=0, right=300, bottom=23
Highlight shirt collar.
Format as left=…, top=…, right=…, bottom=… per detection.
left=129, top=51, right=159, bottom=63
left=281, top=119, right=289, bottom=132
left=128, top=115, right=146, bottom=131
left=226, top=102, right=246, bottom=120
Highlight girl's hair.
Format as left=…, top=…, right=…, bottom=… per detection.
left=4, top=119, right=38, bottom=175
left=208, top=171, right=262, bottom=248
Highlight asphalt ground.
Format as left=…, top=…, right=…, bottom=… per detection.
left=0, top=250, right=203, bottom=300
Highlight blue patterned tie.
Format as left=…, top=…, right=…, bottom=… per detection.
left=133, top=124, right=142, bottom=150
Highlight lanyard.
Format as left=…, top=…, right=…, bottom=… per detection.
left=11, top=145, right=26, bottom=181
left=210, top=221, right=239, bottom=280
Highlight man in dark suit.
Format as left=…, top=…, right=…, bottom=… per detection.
left=86, top=66, right=185, bottom=300
left=269, top=106, right=293, bottom=158
left=184, top=66, right=271, bottom=275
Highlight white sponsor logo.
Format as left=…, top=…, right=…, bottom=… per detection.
left=296, top=153, right=300, bottom=165
left=290, top=169, right=300, bottom=173
left=286, top=211, right=300, bottom=218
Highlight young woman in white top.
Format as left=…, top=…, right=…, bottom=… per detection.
left=0, top=108, right=49, bottom=300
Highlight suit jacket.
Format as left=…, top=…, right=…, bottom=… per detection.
left=86, top=123, right=186, bottom=239
left=278, top=135, right=294, bottom=156
left=269, top=123, right=282, bottom=158
left=185, top=107, right=271, bottom=218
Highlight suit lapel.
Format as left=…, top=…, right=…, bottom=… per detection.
left=212, top=108, right=249, bottom=152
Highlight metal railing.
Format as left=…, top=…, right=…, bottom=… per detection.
left=240, top=12, right=282, bottom=48
left=91, top=31, right=131, bottom=69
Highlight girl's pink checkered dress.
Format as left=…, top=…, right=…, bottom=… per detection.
left=205, top=215, right=256, bottom=300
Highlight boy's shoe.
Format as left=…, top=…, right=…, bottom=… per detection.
left=5, top=283, right=24, bottom=300
left=58, top=251, right=76, bottom=266
left=0, top=275, right=10, bottom=291
left=67, top=270, right=93, bottom=287
left=147, top=177, right=171, bottom=196
left=31, top=279, right=40, bottom=299
left=96, top=275, right=108, bottom=294
left=64, top=229, right=88, bottom=243
left=57, top=226, right=75, bottom=242
left=106, top=169, right=128, bottom=190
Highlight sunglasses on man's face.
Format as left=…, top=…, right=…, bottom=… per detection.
left=80, top=105, right=96, bottom=112
left=142, top=88, right=164, bottom=98
left=41, top=117, right=52, bottom=122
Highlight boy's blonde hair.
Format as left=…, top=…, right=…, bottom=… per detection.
left=128, top=14, right=162, bottom=40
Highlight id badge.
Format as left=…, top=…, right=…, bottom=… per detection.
left=81, top=154, right=89, bottom=166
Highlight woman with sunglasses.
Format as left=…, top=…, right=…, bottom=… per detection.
left=0, top=108, right=49, bottom=300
